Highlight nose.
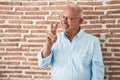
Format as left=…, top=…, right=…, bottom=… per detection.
left=62, top=17, right=68, bottom=24
left=62, top=19, right=68, bottom=24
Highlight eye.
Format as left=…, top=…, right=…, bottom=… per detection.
left=62, top=16, right=66, bottom=19
left=68, top=18, right=72, bottom=21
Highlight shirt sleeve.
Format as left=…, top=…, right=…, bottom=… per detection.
left=37, top=49, right=53, bottom=68
left=91, top=38, right=104, bottom=80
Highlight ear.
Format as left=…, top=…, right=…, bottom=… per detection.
left=79, top=19, right=83, bottom=24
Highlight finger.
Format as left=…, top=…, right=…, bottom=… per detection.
left=47, top=32, right=54, bottom=40
left=47, top=32, right=56, bottom=43
left=49, top=31, right=54, bottom=37
left=52, top=23, right=58, bottom=35
left=53, top=23, right=58, bottom=32
left=50, top=22, right=54, bottom=31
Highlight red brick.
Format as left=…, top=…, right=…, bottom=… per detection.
left=0, top=34, right=21, bottom=37
left=95, top=6, right=120, bottom=10
left=49, top=2, right=70, bottom=5
left=111, top=48, right=120, bottom=52
left=28, top=39, right=45, bottom=43
left=101, top=15, right=120, bottom=19
left=84, top=11, right=104, bottom=15
left=9, top=20, right=33, bottom=24
left=10, top=75, right=32, bottom=78
left=22, top=2, right=48, bottom=6
left=0, top=66, right=6, bottom=69
left=109, top=77, right=120, bottom=80
left=25, top=71, right=47, bottom=75
left=24, top=34, right=45, bottom=38
left=90, top=20, right=115, bottom=24
left=8, top=66, right=30, bottom=70
left=82, top=25, right=102, bottom=29
left=106, top=24, right=120, bottom=28
left=109, top=67, right=120, bottom=71
left=23, top=26, right=47, bottom=29
left=0, top=43, right=18, bottom=47
left=85, top=29, right=109, bottom=33
left=115, top=53, right=120, bottom=57
left=101, top=48, right=107, bottom=52
left=118, top=19, right=120, bottom=23
left=47, top=16, right=59, bottom=20
left=3, top=38, right=26, bottom=42
left=5, top=29, right=28, bottom=33
left=34, top=75, right=51, bottom=79
left=0, top=16, right=19, bottom=19
left=110, top=29, right=120, bottom=34
left=28, top=58, right=37, bottom=61
left=105, top=34, right=120, bottom=38
left=4, top=57, right=26, bottom=61
left=30, top=48, right=40, bottom=52
left=106, top=5, right=120, bottom=10
left=104, top=62, right=120, bottom=66
left=0, top=2, right=22, bottom=6
left=0, top=48, right=4, bottom=51
left=106, top=72, right=120, bottom=75
left=22, top=62, right=38, bottom=66
left=6, top=48, right=29, bottom=51
left=109, top=39, right=120, bottom=42
left=104, top=58, right=120, bottom=61
left=36, top=21, right=50, bottom=25
left=107, top=1, right=120, bottom=5
left=81, top=7, right=93, bottom=10
left=51, top=11, right=62, bottom=15
left=105, top=43, right=120, bottom=47
left=0, top=25, right=21, bottom=28
left=0, top=29, right=3, bottom=33
left=107, top=10, right=120, bottom=15
left=41, top=6, right=65, bottom=10
left=0, top=20, right=4, bottom=24
left=24, top=53, right=37, bottom=57
left=77, top=2, right=102, bottom=5
left=0, top=6, right=13, bottom=10
left=21, top=16, right=44, bottom=20
left=0, top=53, right=22, bottom=56
left=0, top=62, right=20, bottom=65
left=31, top=30, right=47, bottom=33
left=25, top=11, right=49, bottom=15
left=21, top=44, right=43, bottom=47
left=32, top=67, right=51, bottom=71
left=0, top=75, right=7, bottom=78
left=0, top=11, right=23, bottom=15
left=95, top=6, right=106, bottom=10
left=84, top=16, right=98, bottom=20
left=103, top=53, right=112, bottom=57
left=15, top=7, right=39, bottom=11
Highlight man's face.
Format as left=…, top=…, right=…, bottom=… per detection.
left=60, top=8, right=82, bottom=34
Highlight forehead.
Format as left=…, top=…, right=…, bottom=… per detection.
left=62, top=7, right=78, bottom=17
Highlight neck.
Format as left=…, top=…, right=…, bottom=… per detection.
left=65, top=27, right=81, bottom=42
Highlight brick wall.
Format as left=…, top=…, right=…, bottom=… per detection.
left=0, top=0, right=120, bottom=80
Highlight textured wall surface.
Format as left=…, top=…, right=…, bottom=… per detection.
left=0, top=0, right=120, bottom=80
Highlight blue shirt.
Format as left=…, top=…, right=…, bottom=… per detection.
left=38, top=29, right=104, bottom=80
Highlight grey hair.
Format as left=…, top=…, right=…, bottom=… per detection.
left=65, top=3, right=83, bottom=19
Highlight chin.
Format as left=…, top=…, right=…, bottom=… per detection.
left=62, top=29, right=69, bottom=34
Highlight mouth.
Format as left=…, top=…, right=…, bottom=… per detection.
left=61, top=24, right=70, bottom=32
left=62, top=23, right=69, bottom=27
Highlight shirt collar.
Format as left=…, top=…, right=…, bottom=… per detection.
left=63, top=28, right=83, bottom=39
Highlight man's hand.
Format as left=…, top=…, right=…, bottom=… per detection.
left=46, top=23, right=58, bottom=46
left=42, top=23, right=58, bottom=58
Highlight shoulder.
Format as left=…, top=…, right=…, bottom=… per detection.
left=82, top=30, right=100, bottom=42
